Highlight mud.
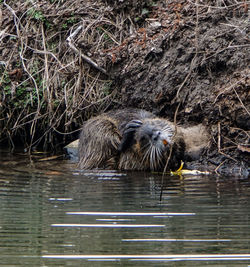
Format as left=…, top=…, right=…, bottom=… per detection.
left=104, top=1, right=250, bottom=176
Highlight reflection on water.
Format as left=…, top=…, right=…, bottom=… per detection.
left=0, top=149, right=250, bottom=266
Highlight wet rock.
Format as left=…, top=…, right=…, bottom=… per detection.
left=64, top=140, right=79, bottom=161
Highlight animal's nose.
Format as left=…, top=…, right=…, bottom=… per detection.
left=152, top=131, right=161, bottom=141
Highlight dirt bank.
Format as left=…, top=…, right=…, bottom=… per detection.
left=0, top=0, right=249, bottom=175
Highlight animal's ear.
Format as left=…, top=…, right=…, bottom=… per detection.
left=118, top=120, right=142, bottom=152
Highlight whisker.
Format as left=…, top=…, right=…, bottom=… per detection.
left=150, top=146, right=155, bottom=170
left=140, top=143, right=150, bottom=151
left=142, top=145, right=151, bottom=166
left=155, top=147, right=159, bottom=169
left=156, top=146, right=163, bottom=167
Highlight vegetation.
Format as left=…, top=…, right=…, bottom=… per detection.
left=0, top=0, right=121, bottom=149
left=0, top=0, right=249, bottom=175
left=0, top=0, right=158, bottom=149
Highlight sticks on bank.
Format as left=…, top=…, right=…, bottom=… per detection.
left=66, top=24, right=108, bottom=75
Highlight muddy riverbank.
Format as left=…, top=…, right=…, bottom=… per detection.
left=0, top=0, right=249, bottom=175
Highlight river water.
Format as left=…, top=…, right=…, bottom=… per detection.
left=0, top=149, right=250, bottom=266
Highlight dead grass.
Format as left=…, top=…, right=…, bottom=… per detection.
left=0, top=0, right=249, bottom=154
left=0, top=0, right=130, bottom=150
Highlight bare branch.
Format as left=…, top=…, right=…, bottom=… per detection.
left=66, top=24, right=108, bottom=75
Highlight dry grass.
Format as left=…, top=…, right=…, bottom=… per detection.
left=0, top=0, right=249, bottom=152
left=0, top=0, right=130, bottom=149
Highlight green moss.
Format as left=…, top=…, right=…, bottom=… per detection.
left=62, top=16, right=78, bottom=29
left=1, top=71, right=11, bottom=95
left=102, top=81, right=113, bottom=96
left=27, top=8, right=46, bottom=22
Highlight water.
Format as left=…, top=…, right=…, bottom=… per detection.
left=0, top=149, right=250, bottom=266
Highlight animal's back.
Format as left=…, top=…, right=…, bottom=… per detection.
left=78, top=109, right=156, bottom=169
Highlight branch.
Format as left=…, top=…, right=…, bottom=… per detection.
left=66, top=25, right=108, bottom=75
left=160, top=102, right=181, bottom=201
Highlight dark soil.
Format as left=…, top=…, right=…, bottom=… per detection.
left=0, top=0, right=249, bottom=176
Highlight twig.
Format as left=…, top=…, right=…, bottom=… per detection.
left=195, top=0, right=199, bottom=54
left=220, top=145, right=237, bottom=151
left=233, top=87, right=250, bottom=116
left=188, top=0, right=250, bottom=9
left=176, top=69, right=191, bottom=100
left=41, top=24, right=51, bottom=110
left=52, top=127, right=81, bottom=135
left=160, top=102, right=181, bottom=201
left=214, top=159, right=227, bottom=175
left=66, top=24, right=108, bottom=75
left=7, top=130, right=15, bottom=151
left=230, top=127, right=250, bottom=138
left=213, top=78, right=246, bottom=103
left=200, top=41, right=248, bottom=65
left=217, top=122, right=238, bottom=162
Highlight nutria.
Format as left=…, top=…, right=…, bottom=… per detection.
left=78, top=108, right=210, bottom=171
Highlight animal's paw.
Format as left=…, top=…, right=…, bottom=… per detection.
left=124, top=120, right=142, bottom=133
left=118, top=120, right=143, bottom=152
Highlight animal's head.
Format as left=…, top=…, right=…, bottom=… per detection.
left=118, top=118, right=175, bottom=170
left=135, top=119, right=174, bottom=151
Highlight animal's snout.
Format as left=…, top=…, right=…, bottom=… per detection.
left=152, top=130, right=161, bottom=141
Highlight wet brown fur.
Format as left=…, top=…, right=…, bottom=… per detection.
left=78, top=109, right=209, bottom=171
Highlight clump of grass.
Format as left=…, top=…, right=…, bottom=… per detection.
left=0, top=0, right=121, bottom=150
left=1, top=0, right=156, bottom=150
